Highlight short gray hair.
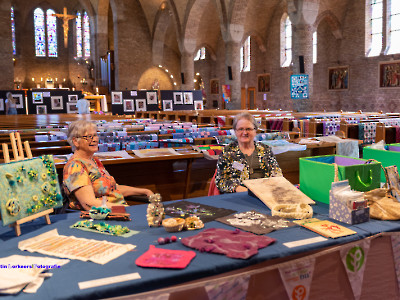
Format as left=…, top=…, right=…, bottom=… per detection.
left=232, top=112, right=258, bottom=130
left=67, top=120, right=97, bottom=152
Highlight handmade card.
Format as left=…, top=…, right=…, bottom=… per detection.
left=295, top=218, right=357, bottom=238
left=0, top=155, right=63, bottom=226
left=164, top=200, right=236, bottom=223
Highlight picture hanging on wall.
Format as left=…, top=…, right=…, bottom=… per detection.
left=379, top=60, right=400, bottom=88
left=0, top=98, right=3, bottom=111
left=66, top=102, right=78, bottom=113
left=257, top=74, right=271, bottom=92
left=163, top=100, right=173, bottom=111
left=173, top=92, right=183, bottom=105
left=32, top=92, right=43, bottom=104
left=136, top=99, right=146, bottom=111
left=68, top=95, right=78, bottom=102
left=146, top=92, right=158, bottom=104
left=123, top=99, right=134, bottom=112
left=328, top=66, right=349, bottom=90
left=194, top=100, right=204, bottom=110
left=51, top=96, right=63, bottom=110
left=12, top=94, right=23, bottom=109
left=111, top=91, right=123, bottom=104
left=183, top=92, right=193, bottom=104
left=36, top=105, right=47, bottom=115
left=210, top=79, right=219, bottom=94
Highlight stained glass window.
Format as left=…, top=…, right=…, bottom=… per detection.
left=46, top=9, right=57, bottom=57
left=83, top=12, right=90, bottom=57
left=282, top=16, right=292, bottom=67
left=11, top=6, right=16, bottom=55
left=388, top=0, right=400, bottom=54
left=368, top=0, right=383, bottom=57
left=194, top=47, right=206, bottom=61
left=240, top=36, right=250, bottom=72
left=76, top=12, right=82, bottom=57
left=34, top=8, right=45, bottom=57
left=313, top=31, right=317, bottom=64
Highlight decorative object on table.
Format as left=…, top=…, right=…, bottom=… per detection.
left=18, top=229, right=135, bottom=265
left=162, top=218, right=185, bottom=232
left=0, top=155, right=63, bottom=236
left=88, top=205, right=111, bottom=220
left=243, top=177, right=315, bottom=210
left=329, top=180, right=369, bottom=225
left=271, top=203, right=313, bottom=220
left=299, top=155, right=381, bottom=204
left=185, top=216, right=204, bottom=230
left=163, top=201, right=236, bottom=223
left=70, top=220, right=136, bottom=237
left=364, top=188, right=400, bottom=220
left=135, top=245, right=196, bottom=269
left=181, top=228, right=275, bottom=259
left=157, top=235, right=177, bottom=245
left=147, top=193, right=165, bottom=227
left=293, top=218, right=357, bottom=238
left=217, top=210, right=296, bottom=235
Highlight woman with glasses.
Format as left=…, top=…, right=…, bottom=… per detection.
left=215, top=112, right=282, bottom=193
left=63, top=120, right=154, bottom=210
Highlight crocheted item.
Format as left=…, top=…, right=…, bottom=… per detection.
left=271, top=203, right=313, bottom=220
left=136, top=245, right=196, bottom=269
left=181, top=228, right=276, bottom=259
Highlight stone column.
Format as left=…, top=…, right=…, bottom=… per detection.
left=0, top=0, right=14, bottom=89
left=224, top=40, right=241, bottom=110
left=180, top=52, right=194, bottom=90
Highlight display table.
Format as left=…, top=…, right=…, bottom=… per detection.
left=0, top=193, right=399, bottom=299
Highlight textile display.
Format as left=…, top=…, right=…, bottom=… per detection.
left=135, top=245, right=196, bottom=269
left=268, top=119, right=283, bottom=131
left=358, top=123, right=377, bottom=144
left=0, top=155, right=63, bottom=226
left=322, top=120, right=340, bottom=136
left=299, top=155, right=381, bottom=203
left=340, top=239, right=371, bottom=300
left=181, top=228, right=276, bottom=259
left=18, top=229, right=135, bottom=265
left=336, top=140, right=360, bottom=158
left=163, top=200, right=236, bottom=223
left=216, top=210, right=296, bottom=235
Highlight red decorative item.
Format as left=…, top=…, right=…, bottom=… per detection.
left=135, top=245, right=196, bottom=269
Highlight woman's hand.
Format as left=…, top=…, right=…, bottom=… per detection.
left=235, top=185, right=248, bottom=193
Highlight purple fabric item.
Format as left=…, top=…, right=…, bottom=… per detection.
left=388, top=145, right=400, bottom=152
left=334, top=156, right=364, bottom=166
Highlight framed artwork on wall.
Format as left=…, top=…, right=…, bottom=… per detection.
left=12, top=94, right=23, bottom=109
left=379, top=60, right=400, bottom=88
left=123, top=99, right=134, bottom=112
left=51, top=96, right=63, bottom=110
left=163, top=100, right=173, bottom=111
left=328, top=66, right=349, bottom=90
left=257, top=74, right=271, bottom=92
left=210, top=79, right=219, bottom=94
left=66, top=102, right=78, bottom=113
left=68, top=94, right=78, bottom=102
left=146, top=92, right=158, bottom=104
left=136, top=99, right=146, bottom=111
left=111, top=91, right=123, bottom=104
left=32, top=92, right=43, bottom=104
left=173, top=92, right=183, bottom=105
left=0, top=98, right=3, bottom=111
left=36, top=105, right=47, bottom=115
left=183, top=92, right=193, bottom=104
left=194, top=100, right=204, bottom=110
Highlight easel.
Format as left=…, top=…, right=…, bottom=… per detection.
left=2, top=132, right=53, bottom=236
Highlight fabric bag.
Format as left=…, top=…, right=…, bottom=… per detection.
left=364, top=188, right=400, bottom=220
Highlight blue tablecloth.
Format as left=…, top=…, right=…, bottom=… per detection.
left=0, top=192, right=399, bottom=299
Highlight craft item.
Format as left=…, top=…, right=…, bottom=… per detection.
left=216, top=210, right=296, bottom=235
left=18, top=229, right=135, bottom=265
left=271, top=203, right=313, bottom=220
left=157, top=236, right=177, bottom=245
left=164, top=201, right=236, bottom=223
left=147, top=193, right=165, bottom=227
left=243, top=177, right=315, bottom=210
left=0, top=155, right=63, bottom=226
left=80, top=205, right=131, bottom=221
left=89, top=206, right=111, bottom=220
left=135, top=245, right=196, bottom=269
left=181, top=228, right=276, bottom=259
left=71, top=220, right=136, bottom=237
left=294, top=218, right=357, bottom=239
left=185, top=216, right=204, bottom=230
left=162, top=218, right=185, bottom=232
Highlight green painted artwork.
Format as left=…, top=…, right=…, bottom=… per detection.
left=346, top=246, right=365, bottom=272
left=0, top=155, right=63, bottom=226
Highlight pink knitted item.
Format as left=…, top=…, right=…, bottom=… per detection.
left=181, top=228, right=276, bottom=259
left=136, top=245, right=196, bottom=269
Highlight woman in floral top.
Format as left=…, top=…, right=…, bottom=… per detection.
left=215, top=112, right=282, bottom=193
left=63, top=120, right=153, bottom=210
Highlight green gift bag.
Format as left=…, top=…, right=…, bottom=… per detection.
left=363, top=144, right=400, bottom=182
left=299, top=155, right=381, bottom=203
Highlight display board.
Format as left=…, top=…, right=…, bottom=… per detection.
left=0, top=90, right=26, bottom=115
left=27, top=89, right=83, bottom=115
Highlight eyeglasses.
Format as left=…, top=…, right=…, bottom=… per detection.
left=235, top=128, right=255, bottom=133
left=78, top=134, right=98, bottom=141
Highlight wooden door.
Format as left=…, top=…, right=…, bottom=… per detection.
left=247, top=87, right=256, bottom=109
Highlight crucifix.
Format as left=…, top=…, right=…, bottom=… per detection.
left=53, top=7, right=76, bottom=48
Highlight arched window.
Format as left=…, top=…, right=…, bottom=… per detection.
left=388, top=0, right=400, bottom=54
left=313, top=31, right=317, bottom=64
left=194, top=47, right=206, bottom=61
left=11, top=6, right=16, bottom=55
left=76, top=11, right=90, bottom=58
left=34, top=8, right=57, bottom=57
left=281, top=16, right=292, bottom=67
left=366, top=0, right=383, bottom=57
left=240, top=36, right=250, bottom=72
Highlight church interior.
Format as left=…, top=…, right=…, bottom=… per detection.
left=1, top=0, right=400, bottom=299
